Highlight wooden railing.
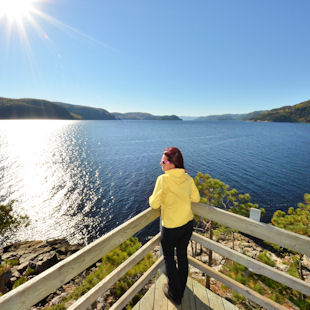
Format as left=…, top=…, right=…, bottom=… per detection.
left=0, top=203, right=309, bottom=310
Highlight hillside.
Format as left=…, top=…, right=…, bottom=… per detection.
left=0, top=98, right=74, bottom=120
left=112, top=112, right=181, bottom=120
left=0, top=97, right=181, bottom=120
left=249, top=100, right=310, bottom=123
left=55, top=102, right=115, bottom=120
left=195, top=111, right=264, bottom=121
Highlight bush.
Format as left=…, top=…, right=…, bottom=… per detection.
left=0, top=201, right=29, bottom=234
left=257, top=251, right=276, bottom=267
left=12, top=276, right=27, bottom=289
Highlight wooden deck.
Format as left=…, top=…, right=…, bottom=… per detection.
left=132, top=274, right=239, bottom=310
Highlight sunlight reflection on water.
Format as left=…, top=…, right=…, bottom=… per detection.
left=0, top=120, right=103, bottom=245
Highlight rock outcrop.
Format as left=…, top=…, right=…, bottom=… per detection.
left=0, top=239, right=83, bottom=294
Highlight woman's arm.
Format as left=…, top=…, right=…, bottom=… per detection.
left=149, top=176, right=163, bottom=209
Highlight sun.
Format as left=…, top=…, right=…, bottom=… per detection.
left=0, top=0, right=35, bottom=22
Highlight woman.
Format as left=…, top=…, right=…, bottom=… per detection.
left=149, top=147, right=200, bottom=305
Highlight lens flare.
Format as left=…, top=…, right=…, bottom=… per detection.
left=0, top=0, right=34, bottom=22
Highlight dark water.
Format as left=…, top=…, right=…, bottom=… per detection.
left=0, top=120, right=309, bottom=245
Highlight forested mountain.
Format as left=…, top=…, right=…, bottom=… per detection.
left=195, top=111, right=264, bottom=121
left=0, top=97, right=74, bottom=120
left=55, top=102, right=115, bottom=120
left=112, top=112, right=181, bottom=120
left=249, top=100, right=310, bottom=123
left=0, top=97, right=180, bottom=120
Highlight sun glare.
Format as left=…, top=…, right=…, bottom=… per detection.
left=0, top=0, right=34, bottom=22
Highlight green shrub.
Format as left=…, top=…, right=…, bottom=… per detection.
left=257, top=251, right=276, bottom=267
left=253, top=283, right=265, bottom=295
left=24, top=267, right=34, bottom=276
left=12, top=276, right=27, bottom=289
left=46, top=305, right=66, bottom=310
left=44, top=237, right=155, bottom=310
left=232, top=291, right=246, bottom=303
left=6, top=259, right=19, bottom=267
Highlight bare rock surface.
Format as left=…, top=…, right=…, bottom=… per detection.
left=0, top=239, right=83, bottom=295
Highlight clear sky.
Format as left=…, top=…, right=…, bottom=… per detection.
left=0, top=0, right=310, bottom=116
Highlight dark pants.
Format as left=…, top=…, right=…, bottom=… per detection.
left=160, top=220, right=193, bottom=301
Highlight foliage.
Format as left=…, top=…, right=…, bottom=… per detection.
left=271, top=193, right=310, bottom=237
left=24, top=267, right=35, bottom=276
left=0, top=97, right=74, bottom=120
left=12, top=276, right=27, bottom=289
left=194, top=172, right=265, bottom=241
left=0, top=201, right=29, bottom=234
left=195, top=172, right=264, bottom=217
left=0, top=264, right=10, bottom=277
left=257, top=251, right=276, bottom=267
left=249, top=99, right=310, bottom=123
left=220, top=260, right=310, bottom=308
left=5, top=259, right=20, bottom=267
left=43, top=237, right=155, bottom=310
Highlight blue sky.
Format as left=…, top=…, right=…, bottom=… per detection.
left=0, top=0, right=310, bottom=116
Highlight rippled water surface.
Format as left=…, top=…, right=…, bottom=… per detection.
left=1, top=120, right=309, bottom=245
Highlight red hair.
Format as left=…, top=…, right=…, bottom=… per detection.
left=164, top=147, right=185, bottom=169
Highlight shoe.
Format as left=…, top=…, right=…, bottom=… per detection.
left=162, top=283, right=181, bottom=306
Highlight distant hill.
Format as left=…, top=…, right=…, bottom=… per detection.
left=179, top=116, right=197, bottom=121
left=0, top=97, right=74, bottom=120
left=0, top=97, right=181, bottom=121
left=249, top=100, right=310, bottom=123
left=195, top=111, right=264, bottom=121
left=55, top=102, right=115, bottom=120
left=112, top=112, right=181, bottom=120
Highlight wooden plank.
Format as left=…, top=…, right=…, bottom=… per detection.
left=189, top=256, right=287, bottom=310
left=0, top=207, right=160, bottom=310
left=138, top=280, right=156, bottom=310
left=167, top=298, right=181, bottom=310
left=154, top=274, right=168, bottom=310
left=192, top=203, right=310, bottom=257
left=221, top=298, right=239, bottom=310
left=68, top=234, right=160, bottom=310
left=109, top=258, right=164, bottom=310
left=191, top=232, right=310, bottom=297
left=132, top=301, right=140, bottom=310
left=205, top=288, right=225, bottom=310
left=181, top=277, right=194, bottom=310
left=192, top=279, right=211, bottom=310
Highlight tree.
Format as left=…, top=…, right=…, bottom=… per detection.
left=0, top=201, right=29, bottom=234
left=194, top=172, right=265, bottom=288
left=271, top=193, right=310, bottom=237
left=271, top=193, right=310, bottom=284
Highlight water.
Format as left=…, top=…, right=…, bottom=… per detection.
left=0, top=120, right=309, bottom=245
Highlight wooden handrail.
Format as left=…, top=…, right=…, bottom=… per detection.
left=189, top=256, right=287, bottom=310
left=191, top=232, right=310, bottom=296
left=0, top=208, right=160, bottom=310
left=1, top=202, right=309, bottom=310
left=68, top=234, right=161, bottom=310
left=192, top=202, right=310, bottom=257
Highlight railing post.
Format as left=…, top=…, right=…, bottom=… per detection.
left=249, top=208, right=261, bottom=222
left=206, top=220, right=213, bottom=289
left=159, top=218, right=165, bottom=274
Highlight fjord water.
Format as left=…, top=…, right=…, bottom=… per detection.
left=0, top=120, right=309, bottom=245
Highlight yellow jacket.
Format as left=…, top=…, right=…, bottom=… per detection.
left=149, top=169, right=200, bottom=228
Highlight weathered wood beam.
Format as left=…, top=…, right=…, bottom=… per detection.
left=191, top=232, right=310, bottom=296
left=189, top=256, right=287, bottom=310
left=0, top=208, right=160, bottom=310
left=192, top=203, right=310, bottom=257
left=68, top=234, right=160, bottom=310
